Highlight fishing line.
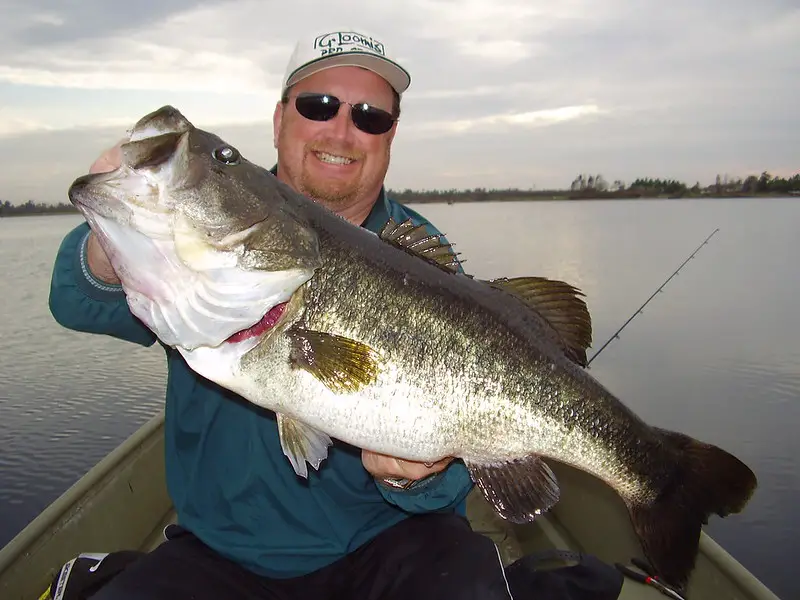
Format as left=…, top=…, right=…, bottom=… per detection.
left=586, top=228, right=720, bottom=367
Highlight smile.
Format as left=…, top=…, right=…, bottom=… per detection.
left=314, top=151, right=354, bottom=165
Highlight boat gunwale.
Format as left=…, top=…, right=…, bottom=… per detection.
left=0, top=410, right=168, bottom=587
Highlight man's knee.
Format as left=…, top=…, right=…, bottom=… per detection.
left=399, top=514, right=513, bottom=599
left=89, top=582, right=149, bottom=600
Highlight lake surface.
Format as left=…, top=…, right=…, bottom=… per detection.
left=1, top=199, right=798, bottom=598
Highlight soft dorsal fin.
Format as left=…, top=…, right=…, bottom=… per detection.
left=484, top=277, right=593, bottom=367
left=378, top=218, right=461, bottom=273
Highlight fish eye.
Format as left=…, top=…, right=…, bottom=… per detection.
left=212, top=145, right=240, bottom=165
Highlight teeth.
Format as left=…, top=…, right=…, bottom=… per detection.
left=315, top=151, right=353, bottom=165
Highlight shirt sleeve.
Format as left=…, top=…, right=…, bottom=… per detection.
left=48, top=222, right=157, bottom=347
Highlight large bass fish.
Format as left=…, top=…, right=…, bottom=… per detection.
left=68, top=106, right=757, bottom=589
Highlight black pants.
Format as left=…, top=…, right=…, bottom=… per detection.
left=89, top=513, right=513, bottom=599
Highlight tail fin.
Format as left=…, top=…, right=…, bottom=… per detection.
left=627, top=428, right=757, bottom=591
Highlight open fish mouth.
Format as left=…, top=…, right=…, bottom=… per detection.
left=67, top=106, right=320, bottom=352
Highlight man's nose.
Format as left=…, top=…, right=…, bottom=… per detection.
left=327, top=103, right=355, bottom=140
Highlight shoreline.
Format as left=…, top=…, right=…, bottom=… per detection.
left=400, top=192, right=798, bottom=204
left=0, top=192, right=797, bottom=218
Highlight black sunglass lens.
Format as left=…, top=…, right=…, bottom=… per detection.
left=351, top=105, right=395, bottom=135
left=295, top=94, right=340, bottom=122
left=294, top=93, right=394, bottom=134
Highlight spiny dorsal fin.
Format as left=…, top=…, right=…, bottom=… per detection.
left=288, top=328, right=381, bottom=393
left=379, top=217, right=462, bottom=274
left=484, top=277, right=593, bottom=367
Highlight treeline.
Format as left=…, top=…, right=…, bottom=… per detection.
left=1, top=200, right=78, bottom=217
left=389, top=187, right=552, bottom=204
left=393, top=171, right=798, bottom=203
left=568, top=171, right=800, bottom=197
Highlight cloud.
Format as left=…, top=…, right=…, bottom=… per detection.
left=0, top=0, right=797, bottom=202
left=0, top=50, right=271, bottom=94
left=410, top=104, right=605, bottom=136
left=0, top=2, right=284, bottom=95
left=3, top=0, right=232, bottom=48
left=29, top=12, right=65, bottom=27
left=0, top=113, right=132, bottom=137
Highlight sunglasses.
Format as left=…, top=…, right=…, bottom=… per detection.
left=292, top=92, right=396, bottom=135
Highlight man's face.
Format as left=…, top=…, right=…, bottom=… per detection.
left=273, top=66, right=397, bottom=214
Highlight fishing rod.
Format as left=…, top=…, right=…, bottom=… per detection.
left=586, top=227, right=720, bottom=367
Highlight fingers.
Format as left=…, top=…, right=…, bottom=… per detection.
left=83, top=137, right=126, bottom=284
left=89, top=138, right=126, bottom=174
left=398, top=458, right=449, bottom=481
left=402, top=456, right=451, bottom=479
left=85, top=232, right=121, bottom=284
left=362, top=450, right=454, bottom=481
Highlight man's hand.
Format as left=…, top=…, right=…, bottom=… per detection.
left=89, top=142, right=123, bottom=175
left=362, top=450, right=454, bottom=484
left=84, top=141, right=125, bottom=285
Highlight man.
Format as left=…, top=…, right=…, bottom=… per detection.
left=49, top=29, right=514, bottom=599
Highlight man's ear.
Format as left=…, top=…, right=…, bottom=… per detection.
left=272, top=101, right=284, bottom=149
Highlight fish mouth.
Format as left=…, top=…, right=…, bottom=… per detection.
left=68, top=104, right=320, bottom=362
left=68, top=105, right=192, bottom=213
left=68, top=169, right=133, bottom=214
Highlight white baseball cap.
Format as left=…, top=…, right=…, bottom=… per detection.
left=281, top=29, right=411, bottom=96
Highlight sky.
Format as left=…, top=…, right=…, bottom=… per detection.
left=1, top=0, right=798, bottom=204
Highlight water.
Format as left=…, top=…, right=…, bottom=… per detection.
left=0, top=215, right=166, bottom=543
left=1, top=199, right=798, bottom=598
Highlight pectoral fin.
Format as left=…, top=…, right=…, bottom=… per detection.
left=277, top=413, right=332, bottom=478
left=466, top=455, right=560, bottom=523
left=288, top=328, right=381, bottom=393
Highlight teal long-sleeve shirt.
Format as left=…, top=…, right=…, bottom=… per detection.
left=48, top=188, right=474, bottom=578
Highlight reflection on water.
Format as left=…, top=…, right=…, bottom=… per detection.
left=1, top=200, right=798, bottom=598
left=0, top=215, right=167, bottom=546
left=417, top=197, right=800, bottom=599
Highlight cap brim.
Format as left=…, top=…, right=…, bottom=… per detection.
left=285, top=52, right=411, bottom=95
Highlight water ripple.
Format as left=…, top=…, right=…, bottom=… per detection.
left=2, top=207, right=800, bottom=599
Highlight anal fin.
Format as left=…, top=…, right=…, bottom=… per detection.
left=466, top=455, right=560, bottom=524
left=277, top=413, right=333, bottom=478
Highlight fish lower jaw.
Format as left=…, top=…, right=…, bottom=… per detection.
left=177, top=301, right=291, bottom=387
